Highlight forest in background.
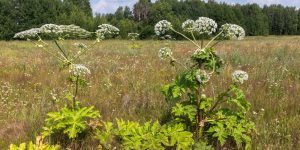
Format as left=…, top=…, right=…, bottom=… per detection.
left=0, top=0, right=300, bottom=40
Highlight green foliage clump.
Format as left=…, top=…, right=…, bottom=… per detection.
left=96, top=120, right=194, bottom=150
left=42, top=102, right=100, bottom=140
left=9, top=137, right=60, bottom=150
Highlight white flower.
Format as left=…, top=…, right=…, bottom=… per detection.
left=193, top=17, right=217, bottom=35
left=15, top=24, right=92, bottom=39
left=221, top=24, right=245, bottom=40
left=59, top=24, right=92, bottom=38
left=158, top=47, right=172, bottom=59
left=154, top=20, right=172, bottom=36
left=182, top=19, right=195, bottom=32
left=128, top=33, right=139, bottom=40
left=14, top=28, right=41, bottom=39
left=232, top=70, right=248, bottom=84
left=196, top=70, right=210, bottom=84
left=96, top=24, right=119, bottom=38
left=69, top=64, right=91, bottom=76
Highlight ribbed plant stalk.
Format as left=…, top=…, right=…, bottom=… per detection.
left=73, top=75, right=79, bottom=109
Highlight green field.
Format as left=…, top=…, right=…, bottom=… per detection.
left=1, top=36, right=300, bottom=149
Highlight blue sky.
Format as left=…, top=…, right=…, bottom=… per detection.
left=91, top=0, right=300, bottom=14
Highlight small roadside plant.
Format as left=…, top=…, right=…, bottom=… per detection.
left=13, top=23, right=119, bottom=149
left=128, top=32, right=141, bottom=50
left=155, top=17, right=255, bottom=149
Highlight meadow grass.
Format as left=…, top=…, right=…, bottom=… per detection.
left=0, top=36, right=300, bottom=149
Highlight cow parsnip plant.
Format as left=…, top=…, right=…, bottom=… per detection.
left=13, top=23, right=119, bottom=148
left=155, top=17, right=255, bottom=149
left=128, top=32, right=141, bottom=50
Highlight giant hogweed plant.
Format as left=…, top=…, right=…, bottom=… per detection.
left=155, top=17, right=255, bottom=149
left=12, top=24, right=119, bottom=149
left=128, top=32, right=142, bottom=50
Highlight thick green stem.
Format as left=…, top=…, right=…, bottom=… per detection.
left=73, top=75, right=79, bottom=109
left=210, top=40, right=223, bottom=48
left=204, top=30, right=224, bottom=49
left=190, top=31, right=197, bottom=42
left=171, top=28, right=201, bottom=49
left=196, top=87, right=204, bottom=141
left=54, top=40, right=68, bottom=60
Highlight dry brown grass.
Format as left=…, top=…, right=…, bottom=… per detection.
left=0, top=36, right=300, bottom=148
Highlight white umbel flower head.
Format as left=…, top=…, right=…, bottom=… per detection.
left=40, top=24, right=63, bottom=35
left=154, top=20, right=172, bottom=36
left=193, top=17, right=217, bottom=35
left=158, top=47, right=172, bottom=59
left=59, top=24, right=92, bottom=38
left=69, top=64, right=91, bottom=76
left=128, top=33, right=140, bottom=40
left=221, top=24, right=245, bottom=40
left=232, top=70, right=248, bottom=84
left=15, top=24, right=92, bottom=39
left=196, top=70, right=210, bottom=84
left=14, top=28, right=41, bottom=39
left=182, top=19, right=195, bottom=32
left=96, top=24, right=119, bottom=38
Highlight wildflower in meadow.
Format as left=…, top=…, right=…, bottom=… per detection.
left=182, top=19, right=195, bottom=32
left=154, top=20, right=172, bottom=36
left=128, top=33, right=140, bottom=40
left=221, top=24, right=245, bottom=40
left=69, top=64, right=91, bottom=77
left=96, top=24, right=119, bottom=38
left=158, top=47, right=172, bottom=59
left=193, top=17, right=217, bottom=35
left=232, top=70, right=248, bottom=84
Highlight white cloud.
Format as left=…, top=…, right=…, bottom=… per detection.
left=92, top=0, right=138, bottom=14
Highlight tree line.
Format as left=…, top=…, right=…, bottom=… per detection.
left=1, top=0, right=300, bottom=40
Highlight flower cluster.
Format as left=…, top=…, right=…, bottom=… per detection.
left=69, top=64, right=91, bottom=77
left=220, top=24, right=245, bottom=40
left=196, top=70, right=210, bottom=84
left=154, top=20, right=172, bottom=36
left=96, top=24, right=119, bottom=38
left=232, top=70, right=248, bottom=84
left=13, top=28, right=41, bottom=39
left=158, top=47, right=172, bottom=59
left=40, top=24, right=64, bottom=35
left=14, top=24, right=92, bottom=39
left=128, top=33, right=140, bottom=40
left=59, top=24, right=92, bottom=38
left=193, top=17, right=217, bottom=35
left=182, top=19, right=195, bottom=32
